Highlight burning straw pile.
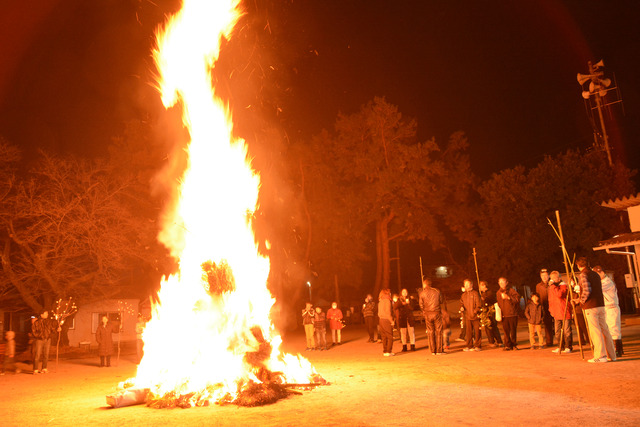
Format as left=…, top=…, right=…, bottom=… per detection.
left=108, top=328, right=325, bottom=409
left=106, top=264, right=326, bottom=409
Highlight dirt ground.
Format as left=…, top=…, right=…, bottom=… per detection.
left=2, top=318, right=640, bottom=426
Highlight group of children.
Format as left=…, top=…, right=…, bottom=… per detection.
left=301, top=302, right=344, bottom=351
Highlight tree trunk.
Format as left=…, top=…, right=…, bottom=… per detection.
left=299, top=160, right=312, bottom=266
left=374, top=212, right=394, bottom=296
left=374, top=223, right=382, bottom=296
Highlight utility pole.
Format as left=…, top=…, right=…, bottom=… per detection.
left=577, top=60, right=617, bottom=166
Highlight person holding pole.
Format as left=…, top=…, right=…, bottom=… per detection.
left=548, top=271, right=573, bottom=354
left=536, top=269, right=555, bottom=348
left=574, top=257, right=616, bottom=363
left=32, top=310, right=59, bottom=374
left=479, top=281, right=503, bottom=347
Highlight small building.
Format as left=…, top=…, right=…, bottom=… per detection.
left=593, top=193, right=640, bottom=312
left=67, top=299, right=139, bottom=348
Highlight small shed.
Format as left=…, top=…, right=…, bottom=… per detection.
left=67, top=299, right=139, bottom=348
left=593, top=193, right=640, bottom=312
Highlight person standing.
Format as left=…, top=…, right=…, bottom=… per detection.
left=594, top=266, right=623, bottom=357
left=397, top=289, right=416, bottom=351
left=378, top=289, right=395, bottom=356
left=301, top=303, right=316, bottom=351
left=575, top=257, right=616, bottom=363
left=362, top=294, right=377, bottom=342
left=326, top=302, right=343, bottom=346
left=496, top=277, right=520, bottom=351
left=313, top=307, right=327, bottom=351
left=456, top=285, right=467, bottom=343
left=524, top=293, right=545, bottom=349
left=548, top=271, right=573, bottom=354
left=32, top=310, right=59, bottom=374
left=479, top=281, right=503, bottom=347
left=441, top=307, right=451, bottom=351
left=419, top=277, right=444, bottom=355
left=96, top=315, right=116, bottom=367
left=460, top=279, right=482, bottom=351
left=536, top=269, right=554, bottom=348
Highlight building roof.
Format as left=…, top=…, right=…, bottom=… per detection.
left=600, top=193, right=640, bottom=210
left=593, top=231, right=640, bottom=251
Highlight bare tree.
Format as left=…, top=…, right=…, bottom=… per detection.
left=0, top=148, right=165, bottom=312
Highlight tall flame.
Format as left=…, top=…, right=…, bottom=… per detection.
left=131, top=0, right=318, bottom=406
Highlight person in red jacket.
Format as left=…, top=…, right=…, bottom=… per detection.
left=496, top=277, right=520, bottom=351
left=548, top=271, right=573, bottom=354
left=326, top=302, right=344, bottom=346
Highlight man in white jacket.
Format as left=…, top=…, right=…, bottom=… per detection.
left=593, top=266, right=623, bottom=357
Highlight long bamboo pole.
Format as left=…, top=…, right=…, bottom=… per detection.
left=472, top=248, right=481, bottom=285
left=551, top=211, right=585, bottom=359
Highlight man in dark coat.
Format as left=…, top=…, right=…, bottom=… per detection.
left=575, top=257, right=616, bottom=363
left=96, top=315, right=116, bottom=367
left=497, top=277, right=520, bottom=351
left=419, top=277, right=444, bottom=355
left=460, top=279, right=482, bottom=351
left=32, top=310, right=59, bottom=374
left=536, top=269, right=554, bottom=348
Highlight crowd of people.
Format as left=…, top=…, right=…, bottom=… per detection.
left=302, top=257, right=625, bottom=363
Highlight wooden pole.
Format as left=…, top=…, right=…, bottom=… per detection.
left=553, top=211, right=585, bottom=359
left=396, top=240, right=402, bottom=292
left=419, top=256, right=424, bottom=280
left=472, top=248, right=481, bottom=285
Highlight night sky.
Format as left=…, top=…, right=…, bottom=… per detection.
left=1, top=0, right=639, bottom=178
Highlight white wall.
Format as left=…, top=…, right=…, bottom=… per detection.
left=66, top=299, right=139, bottom=347
left=629, top=205, right=640, bottom=232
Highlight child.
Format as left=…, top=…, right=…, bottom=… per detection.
left=314, top=306, right=328, bottom=351
left=442, top=308, right=452, bottom=350
left=524, top=293, right=545, bottom=349
left=301, top=302, right=316, bottom=351
left=2, top=331, right=21, bottom=375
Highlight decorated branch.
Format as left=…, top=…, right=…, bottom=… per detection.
left=52, top=297, right=78, bottom=371
left=116, top=300, right=136, bottom=366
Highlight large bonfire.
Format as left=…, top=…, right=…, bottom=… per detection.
left=115, top=0, right=321, bottom=407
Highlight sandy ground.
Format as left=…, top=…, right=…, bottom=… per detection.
left=1, top=319, right=640, bottom=427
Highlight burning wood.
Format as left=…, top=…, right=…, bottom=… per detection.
left=107, top=378, right=328, bottom=409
